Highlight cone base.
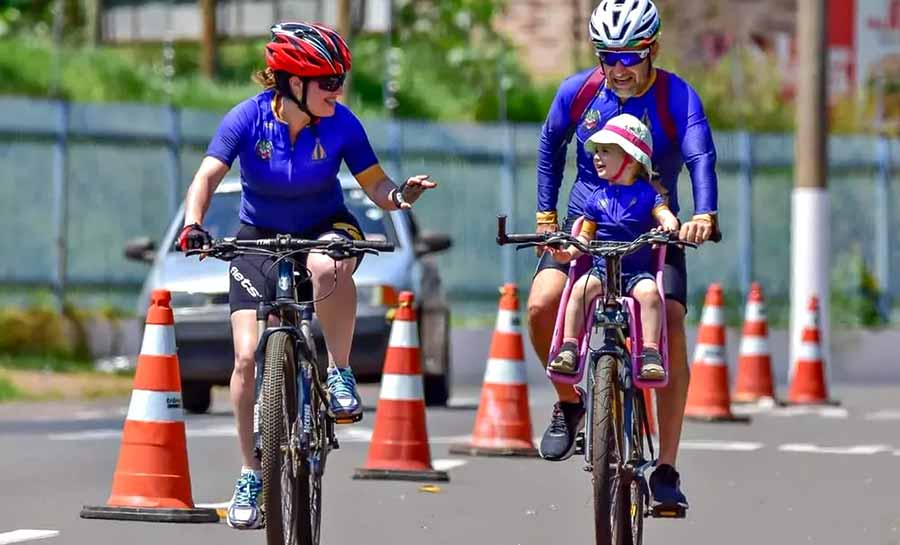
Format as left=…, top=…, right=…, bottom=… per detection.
left=353, top=467, right=450, bottom=482
left=732, top=394, right=781, bottom=407
left=685, top=412, right=751, bottom=424
left=80, top=505, right=219, bottom=523
left=449, top=443, right=538, bottom=458
left=786, top=397, right=841, bottom=407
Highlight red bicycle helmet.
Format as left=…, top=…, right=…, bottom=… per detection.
left=265, top=22, right=352, bottom=77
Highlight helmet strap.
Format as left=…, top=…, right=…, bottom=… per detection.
left=275, top=72, right=319, bottom=124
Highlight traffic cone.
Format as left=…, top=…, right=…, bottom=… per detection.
left=733, top=283, right=777, bottom=404
left=788, top=296, right=836, bottom=405
left=81, top=290, right=218, bottom=523
left=450, top=284, right=537, bottom=457
left=354, top=292, right=449, bottom=482
left=684, top=284, right=749, bottom=423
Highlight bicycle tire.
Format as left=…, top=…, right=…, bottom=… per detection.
left=592, top=354, right=620, bottom=545
left=262, top=331, right=301, bottom=545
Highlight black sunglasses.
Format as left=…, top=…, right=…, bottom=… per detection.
left=314, top=74, right=346, bottom=92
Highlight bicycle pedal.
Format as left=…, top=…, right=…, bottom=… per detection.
left=650, top=504, right=687, bottom=519
left=332, top=413, right=363, bottom=425
left=574, top=431, right=585, bottom=455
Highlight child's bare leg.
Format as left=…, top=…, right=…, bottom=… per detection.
left=632, top=278, right=666, bottom=380
left=564, top=274, right=605, bottom=338
left=550, top=274, right=604, bottom=374
left=632, top=279, right=662, bottom=346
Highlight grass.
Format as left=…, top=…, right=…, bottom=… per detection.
left=0, top=354, right=94, bottom=373
left=0, top=355, right=134, bottom=403
left=0, top=376, right=21, bottom=402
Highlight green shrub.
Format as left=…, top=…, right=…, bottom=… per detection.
left=0, top=299, right=94, bottom=361
left=0, top=376, right=20, bottom=402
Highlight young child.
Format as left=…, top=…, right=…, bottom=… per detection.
left=550, top=113, right=679, bottom=381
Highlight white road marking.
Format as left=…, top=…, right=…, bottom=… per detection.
left=48, top=429, right=121, bottom=441
left=779, top=443, right=893, bottom=455
left=680, top=440, right=765, bottom=452
left=864, top=410, right=900, bottom=421
left=195, top=501, right=230, bottom=509
left=732, top=404, right=849, bottom=419
left=0, top=530, right=59, bottom=544
left=432, top=458, right=468, bottom=471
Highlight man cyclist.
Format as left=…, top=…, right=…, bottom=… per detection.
left=528, top=0, right=718, bottom=513
left=177, top=22, right=436, bottom=529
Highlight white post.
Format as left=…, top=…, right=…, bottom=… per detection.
left=789, top=188, right=830, bottom=380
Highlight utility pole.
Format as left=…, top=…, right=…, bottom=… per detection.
left=200, top=0, right=218, bottom=79
left=790, top=0, right=830, bottom=382
left=85, top=0, right=103, bottom=46
left=336, top=0, right=352, bottom=99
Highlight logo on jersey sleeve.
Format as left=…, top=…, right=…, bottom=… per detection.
left=583, top=109, right=601, bottom=131
left=255, top=139, right=273, bottom=160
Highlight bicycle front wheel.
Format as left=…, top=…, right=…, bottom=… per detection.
left=591, top=354, right=623, bottom=545
left=262, top=331, right=301, bottom=545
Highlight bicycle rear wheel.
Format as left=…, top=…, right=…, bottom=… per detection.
left=626, top=389, right=649, bottom=545
left=296, top=329, right=329, bottom=545
left=591, top=354, right=623, bottom=545
left=262, top=331, right=301, bottom=545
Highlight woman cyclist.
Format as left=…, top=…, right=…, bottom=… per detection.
left=177, top=22, right=436, bottom=530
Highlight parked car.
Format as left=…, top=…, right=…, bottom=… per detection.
left=125, top=175, right=452, bottom=413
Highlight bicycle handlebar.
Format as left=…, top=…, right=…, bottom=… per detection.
left=183, top=235, right=395, bottom=260
left=496, top=215, right=697, bottom=257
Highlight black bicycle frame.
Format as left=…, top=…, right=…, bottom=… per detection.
left=252, top=257, right=318, bottom=460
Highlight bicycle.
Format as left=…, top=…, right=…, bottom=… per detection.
left=496, top=215, right=696, bottom=545
left=189, top=234, right=394, bottom=545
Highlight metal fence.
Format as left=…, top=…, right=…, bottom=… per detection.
left=0, top=96, right=897, bottom=316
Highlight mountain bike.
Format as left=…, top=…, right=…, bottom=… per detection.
left=496, top=216, right=695, bottom=545
left=190, top=234, right=394, bottom=545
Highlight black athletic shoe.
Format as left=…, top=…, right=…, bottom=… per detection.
left=539, top=387, right=586, bottom=461
left=649, top=464, right=689, bottom=509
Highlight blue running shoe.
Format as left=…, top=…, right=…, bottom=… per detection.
left=326, top=366, right=363, bottom=422
left=227, top=471, right=263, bottom=529
left=649, top=464, right=689, bottom=510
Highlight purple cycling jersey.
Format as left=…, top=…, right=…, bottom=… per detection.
left=582, top=178, right=665, bottom=275
left=537, top=68, right=718, bottom=219
left=206, top=89, right=382, bottom=234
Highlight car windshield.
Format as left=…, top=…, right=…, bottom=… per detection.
left=169, top=187, right=395, bottom=251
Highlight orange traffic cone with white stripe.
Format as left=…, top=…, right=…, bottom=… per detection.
left=684, top=284, right=749, bottom=422
left=733, top=282, right=777, bottom=404
left=788, top=295, right=836, bottom=405
left=354, top=292, right=449, bottom=482
left=451, top=284, right=537, bottom=457
left=81, top=290, right=218, bottom=523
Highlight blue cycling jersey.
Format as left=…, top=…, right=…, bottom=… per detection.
left=206, top=89, right=384, bottom=234
left=582, top=179, right=664, bottom=275
left=537, top=68, right=718, bottom=219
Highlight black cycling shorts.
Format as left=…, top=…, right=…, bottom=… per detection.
left=228, top=208, right=364, bottom=314
left=534, top=216, right=688, bottom=310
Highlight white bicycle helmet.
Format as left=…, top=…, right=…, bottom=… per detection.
left=589, top=0, right=661, bottom=50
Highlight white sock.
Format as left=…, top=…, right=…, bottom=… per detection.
left=241, top=466, right=261, bottom=479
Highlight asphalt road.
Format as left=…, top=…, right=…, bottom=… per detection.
left=3, top=378, right=900, bottom=545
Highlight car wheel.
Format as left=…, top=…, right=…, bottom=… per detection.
left=420, top=306, right=451, bottom=406
left=182, top=380, right=212, bottom=414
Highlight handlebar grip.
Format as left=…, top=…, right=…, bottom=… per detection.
left=497, top=215, right=508, bottom=245
left=353, top=240, right=395, bottom=252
